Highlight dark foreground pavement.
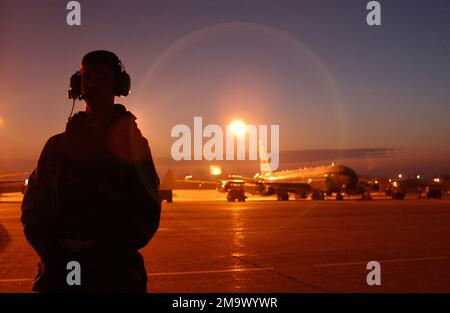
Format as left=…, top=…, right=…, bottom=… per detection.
left=1, top=196, right=449, bottom=292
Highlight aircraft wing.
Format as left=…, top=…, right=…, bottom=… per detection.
left=174, top=177, right=222, bottom=190
left=0, top=172, right=28, bottom=179
left=174, top=175, right=264, bottom=193
left=0, top=179, right=27, bottom=194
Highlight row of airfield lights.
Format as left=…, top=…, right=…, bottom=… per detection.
left=389, top=174, right=441, bottom=183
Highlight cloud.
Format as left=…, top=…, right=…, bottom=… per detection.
left=279, top=148, right=398, bottom=163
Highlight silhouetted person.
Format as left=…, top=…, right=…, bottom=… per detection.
left=21, top=50, right=160, bottom=292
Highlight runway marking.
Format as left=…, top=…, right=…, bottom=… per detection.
left=0, top=278, right=32, bottom=283
left=0, top=267, right=274, bottom=283
left=0, top=215, right=20, bottom=219
left=313, top=256, right=449, bottom=268
left=148, top=267, right=274, bottom=277
left=157, top=228, right=174, bottom=232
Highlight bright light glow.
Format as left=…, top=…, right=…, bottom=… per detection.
left=374, top=180, right=378, bottom=184
left=434, top=178, right=440, bottom=183
left=398, top=174, right=402, bottom=179
left=24, top=179, right=29, bottom=186
left=416, top=175, right=420, bottom=180
left=184, top=175, right=192, bottom=180
left=389, top=179, right=392, bottom=182
left=229, top=120, right=247, bottom=137
left=393, top=181, right=398, bottom=187
left=209, top=165, right=222, bottom=176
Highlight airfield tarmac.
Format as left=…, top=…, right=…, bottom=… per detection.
left=0, top=191, right=449, bottom=293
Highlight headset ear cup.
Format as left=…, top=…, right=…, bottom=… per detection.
left=68, top=71, right=81, bottom=99
left=115, top=71, right=131, bottom=97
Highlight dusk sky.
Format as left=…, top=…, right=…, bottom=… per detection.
left=1, top=0, right=449, bottom=176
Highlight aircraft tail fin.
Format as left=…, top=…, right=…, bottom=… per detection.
left=259, top=141, right=272, bottom=175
